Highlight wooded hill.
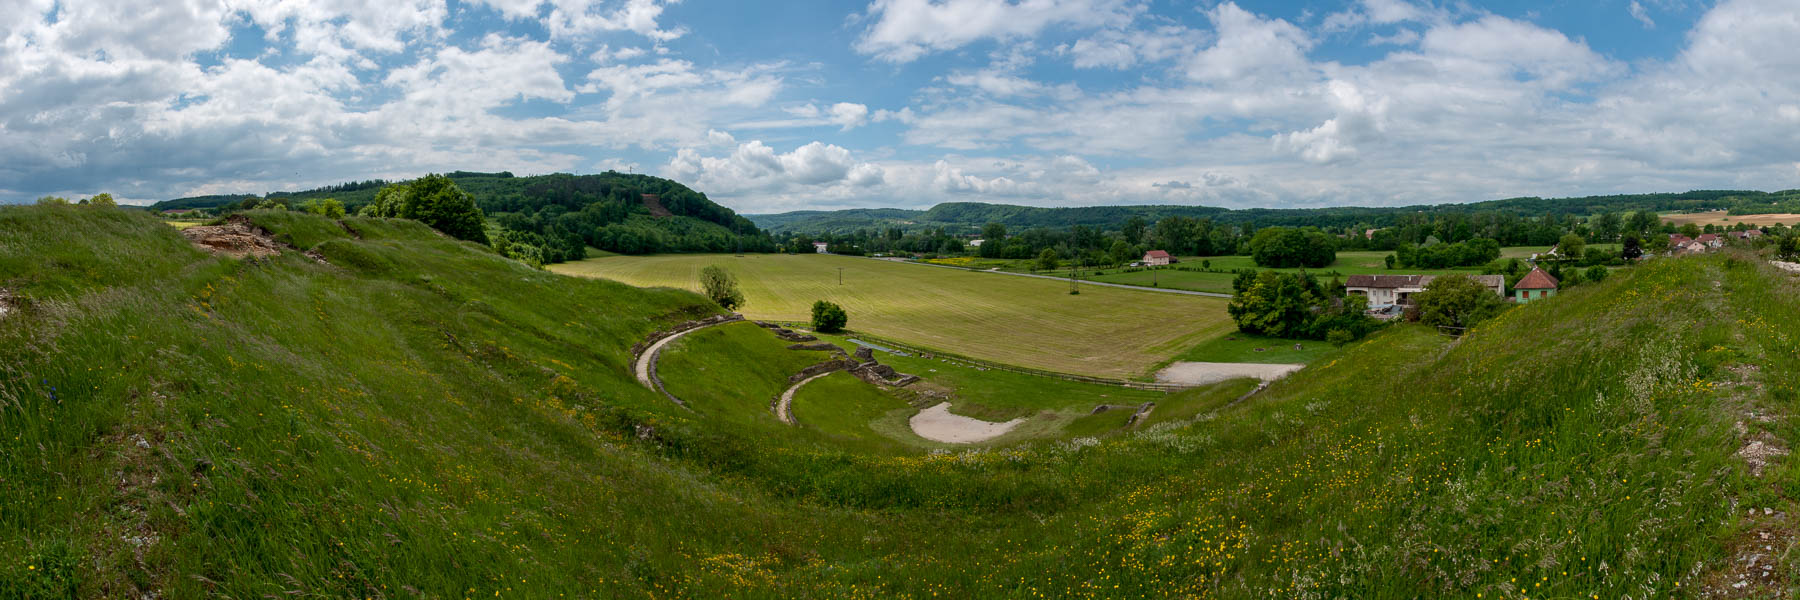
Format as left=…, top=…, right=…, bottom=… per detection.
left=750, top=190, right=1800, bottom=234
left=149, top=171, right=773, bottom=259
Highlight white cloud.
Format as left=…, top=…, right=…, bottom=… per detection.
left=543, top=0, right=686, bottom=41
left=1628, top=1, right=1656, bottom=29
left=854, top=0, right=1136, bottom=62
left=665, top=140, right=884, bottom=193
left=1184, top=3, right=1315, bottom=85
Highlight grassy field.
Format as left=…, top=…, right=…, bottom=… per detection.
left=9, top=206, right=1800, bottom=598
left=1170, top=332, right=1344, bottom=364
left=552, top=253, right=1234, bottom=379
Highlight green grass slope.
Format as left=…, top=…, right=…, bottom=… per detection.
left=4, top=205, right=1798, bottom=598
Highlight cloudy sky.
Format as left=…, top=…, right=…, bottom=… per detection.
left=2, top=0, right=1797, bottom=212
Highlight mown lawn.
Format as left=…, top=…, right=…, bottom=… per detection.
left=552, top=253, right=1234, bottom=379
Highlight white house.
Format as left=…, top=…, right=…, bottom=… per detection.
left=813, top=242, right=829, bottom=253
left=1142, top=250, right=1172, bottom=266
left=1345, top=274, right=1504, bottom=306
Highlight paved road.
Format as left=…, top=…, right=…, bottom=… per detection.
left=868, top=257, right=1232, bottom=298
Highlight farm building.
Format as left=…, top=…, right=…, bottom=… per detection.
left=1142, top=250, right=1172, bottom=266
left=813, top=242, right=829, bottom=253
left=1513, top=267, right=1559, bottom=303
left=1345, top=274, right=1504, bottom=306
left=1696, top=233, right=1722, bottom=248
left=1732, top=229, right=1764, bottom=240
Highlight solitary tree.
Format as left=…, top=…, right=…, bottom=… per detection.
left=1585, top=265, right=1609, bottom=283
left=1414, top=274, right=1508, bottom=329
left=1035, top=248, right=1061, bottom=272
left=87, top=193, right=117, bottom=207
left=1557, top=233, right=1585, bottom=260
left=699, top=265, right=745, bottom=311
left=810, top=300, right=847, bottom=333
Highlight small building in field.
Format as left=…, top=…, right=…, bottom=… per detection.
left=813, top=242, right=829, bottom=253
left=1513, top=267, right=1559, bottom=303
left=1345, top=274, right=1504, bottom=306
left=1143, top=250, right=1173, bottom=266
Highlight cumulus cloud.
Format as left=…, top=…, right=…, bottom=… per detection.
left=664, top=140, right=884, bottom=193
left=1184, top=3, right=1315, bottom=85
left=854, top=0, right=1136, bottom=62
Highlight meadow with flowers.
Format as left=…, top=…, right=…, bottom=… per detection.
left=2, top=206, right=1797, bottom=598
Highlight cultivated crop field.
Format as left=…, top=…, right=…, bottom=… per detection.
left=1663, top=210, right=1800, bottom=227
left=552, top=253, right=1233, bottom=378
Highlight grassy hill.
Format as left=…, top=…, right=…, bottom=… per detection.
left=4, top=205, right=1798, bottom=598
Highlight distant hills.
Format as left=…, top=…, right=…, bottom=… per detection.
left=749, top=190, right=1800, bottom=234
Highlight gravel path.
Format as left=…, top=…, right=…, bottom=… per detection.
left=909, top=403, right=1025, bottom=444
left=1153, top=362, right=1305, bottom=386
left=633, top=321, right=735, bottom=403
left=775, top=372, right=833, bottom=425
left=871, top=257, right=1232, bottom=298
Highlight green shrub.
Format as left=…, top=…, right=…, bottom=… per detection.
left=811, top=300, right=847, bottom=332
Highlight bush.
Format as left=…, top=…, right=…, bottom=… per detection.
left=1326, top=329, right=1355, bottom=347
left=1586, top=265, right=1609, bottom=283
left=810, top=301, right=847, bottom=333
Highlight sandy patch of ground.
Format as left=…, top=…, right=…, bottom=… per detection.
left=181, top=215, right=284, bottom=259
left=1154, top=362, right=1304, bottom=386
left=1774, top=261, right=1800, bottom=274
left=909, top=402, right=1023, bottom=444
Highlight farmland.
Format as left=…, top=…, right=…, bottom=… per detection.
left=551, top=253, right=1233, bottom=378
left=1662, top=210, right=1800, bottom=227
left=1077, top=247, right=1614, bottom=295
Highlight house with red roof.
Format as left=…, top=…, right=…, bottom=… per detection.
left=1513, top=267, right=1559, bottom=303
left=1142, top=250, right=1172, bottom=266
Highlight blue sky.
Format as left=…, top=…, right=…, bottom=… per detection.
left=2, top=0, right=1795, bottom=213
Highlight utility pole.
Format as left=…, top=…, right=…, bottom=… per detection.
left=837, top=267, right=844, bottom=285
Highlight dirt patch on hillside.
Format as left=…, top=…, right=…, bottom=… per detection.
left=181, top=215, right=284, bottom=259
left=0, top=288, right=12, bottom=319
left=641, top=193, right=673, bottom=218
left=1154, top=362, right=1304, bottom=386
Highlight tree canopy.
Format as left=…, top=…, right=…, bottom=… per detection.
left=1248, top=227, right=1336, bottom=268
